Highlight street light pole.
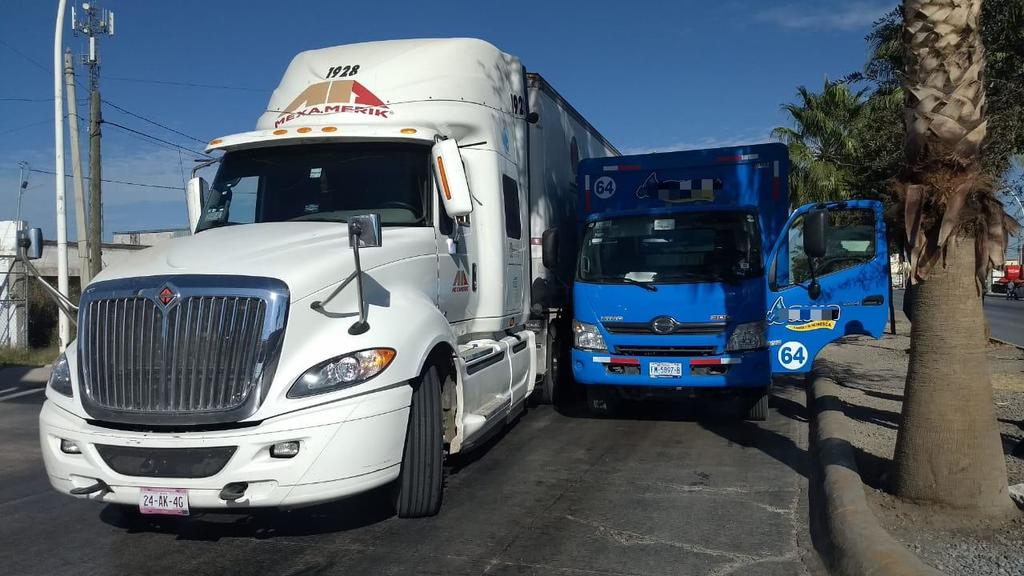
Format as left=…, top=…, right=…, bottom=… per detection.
left=53, top=0, right=71, bottom=351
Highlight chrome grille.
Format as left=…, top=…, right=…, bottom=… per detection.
left=78, top=276, right=288, bottom=425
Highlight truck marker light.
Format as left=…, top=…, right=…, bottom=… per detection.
left=297, top=127, right=312, bottom=133
left=400, top=128, right=417, bottom=134
left=208, top=139, right=223, bottom=146
left=273, top=129, right=288, bottom=135
left=436, top=156, right=452, bottom=200
left=321, top=126, right=337, bottom=132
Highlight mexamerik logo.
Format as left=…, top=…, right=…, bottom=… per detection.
left=275, top=80, right=389, bottom=128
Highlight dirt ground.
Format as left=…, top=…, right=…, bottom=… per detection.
left=819, top=311, right=1024, bottom=576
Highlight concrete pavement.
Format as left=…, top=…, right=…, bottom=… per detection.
left=892, top=289, right=1023, bottom=347
left=0, top=375, right=823, bottom=576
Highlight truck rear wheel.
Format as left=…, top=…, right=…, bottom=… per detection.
left=743, top=387, right=770, bottom=422
left=540, top=325, right=561, bottom=405
left=394, top=365, right=444, bottom=518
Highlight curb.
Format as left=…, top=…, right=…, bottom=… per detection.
left=989, top=336, right=1024, bottom=351
left=810, top=364, right=942, bottom=576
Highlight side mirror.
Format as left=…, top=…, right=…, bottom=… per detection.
left=349, top=213, right=382, bottom=248
left=186, top=177, right=208, bottom=234
left=431, top=139, right=473, bottom=218
left=803, top=208, right=828, bottom=259
left=542, top=228, right=559, bottom=270
left=17, top=227, right=43, bottom=260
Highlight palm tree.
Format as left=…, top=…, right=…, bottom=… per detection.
left=772, top=81, right=866, bottom=205
left=891, top=0, right=1020, bottom=515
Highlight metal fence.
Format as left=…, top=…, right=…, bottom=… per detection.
left=0, top=255, right=28, bottom=349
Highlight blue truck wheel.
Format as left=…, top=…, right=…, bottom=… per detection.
left=743, top=386, right=770, bottom=422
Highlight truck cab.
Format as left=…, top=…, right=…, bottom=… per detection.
left=38, top=38, right=615, bottom=519
left=570, top=144, right=890, bottom=418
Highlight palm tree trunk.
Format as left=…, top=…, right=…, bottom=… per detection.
left=892, top=235, right=1014, bottom=515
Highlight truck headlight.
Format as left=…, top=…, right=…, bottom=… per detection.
left=573, top=320, right=608, bottom=352
left=48, top=352, right=73, bottom=397
left=726, top=321, right=767, bottom=352
left=287, top=348, right=396, bottom=398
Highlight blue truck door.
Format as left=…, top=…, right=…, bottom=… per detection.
left=765, top=200, right=889, bottom=373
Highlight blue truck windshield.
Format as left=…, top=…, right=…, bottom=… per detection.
left=577, top=211, right=762, bottom=285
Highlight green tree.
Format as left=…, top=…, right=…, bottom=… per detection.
left=771, top=81, right=867, bottom=205
left=891, top=0, right=1019, bottom=516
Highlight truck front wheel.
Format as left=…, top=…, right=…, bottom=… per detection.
left=743, top=387, right=770, bottom=422
left=394, top=365, right=444, bottom=518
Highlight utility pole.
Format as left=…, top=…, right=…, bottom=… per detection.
left=63, top=48, right=90, bottom=285
left=15, top=162, right=28, bottom=223
left=53, top=0, right=71, bottom=351
left=72, top=2, right=114, bottom=279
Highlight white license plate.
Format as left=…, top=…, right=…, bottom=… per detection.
left=649, top=362, right=682, bottom=378
left=139, top=487, right=190, bottom=516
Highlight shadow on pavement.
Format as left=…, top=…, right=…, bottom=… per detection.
left=556, top=375, right=811, bottom=480
left=100, top=484, right=396, bottom=540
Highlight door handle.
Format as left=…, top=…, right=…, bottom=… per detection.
left=862, top=295, right=884, bottom=306
left=471, top=263, right=478, bottom=292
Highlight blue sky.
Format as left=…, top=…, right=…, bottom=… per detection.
left=1, top=0, right=902, bottom=239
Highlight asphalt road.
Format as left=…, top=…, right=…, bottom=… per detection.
left=892, top=288, right=1024, bottom=347
left=0, top=369, right=822, bottom=576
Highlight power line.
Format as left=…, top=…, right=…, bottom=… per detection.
left=2, top=30, right=210, bottom=156
left=101, top=99, right=207, bottom=144
left=0, top=37, right=48, bottom=73
left=0, top=119, right=53, bottom=136
left=28, top=167, right=182, bottom=191
left=103, top=75, right=269, bottom=93
left=103, top=120, right=212, bottom=158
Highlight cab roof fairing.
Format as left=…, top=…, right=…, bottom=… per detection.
left=255, top=38, right=525, bottom=134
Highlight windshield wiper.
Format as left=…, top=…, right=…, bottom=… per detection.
left=622, top=278, right=658, bottom=292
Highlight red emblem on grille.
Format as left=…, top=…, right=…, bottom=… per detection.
left=158, top=287, right=176, bottom=306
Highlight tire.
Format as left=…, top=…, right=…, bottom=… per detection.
left=540, top=325, right=560, bottom=405
left=743, top=387, right=770, bottom=422
left=586, top=386, right=620, bottom=417
left=394, top=366, right=444, bottom=518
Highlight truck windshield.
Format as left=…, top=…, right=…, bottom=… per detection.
left=577, top=211, right=762, bottom=285
left=197, top=142, right=431, bottom=232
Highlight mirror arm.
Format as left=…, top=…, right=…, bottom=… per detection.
left=17, top=249, right=79, bottom=323
left=806, top=257, right=821, bottom=300
left=348, top=220, right=370, bottom=336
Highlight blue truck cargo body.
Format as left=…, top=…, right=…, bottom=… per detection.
left=570, top=143, right=889, bottom=405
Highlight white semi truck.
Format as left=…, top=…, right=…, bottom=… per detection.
left=37, top=38, right=617, bottom=518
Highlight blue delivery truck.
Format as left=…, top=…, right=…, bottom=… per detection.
left=558, top=143, right=890, bottom=419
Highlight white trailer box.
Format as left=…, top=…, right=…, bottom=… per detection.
left=39, top=38, right=616, bottom=518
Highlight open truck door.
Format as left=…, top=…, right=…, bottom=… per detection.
left=766, top=200, right=889, bottom=373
